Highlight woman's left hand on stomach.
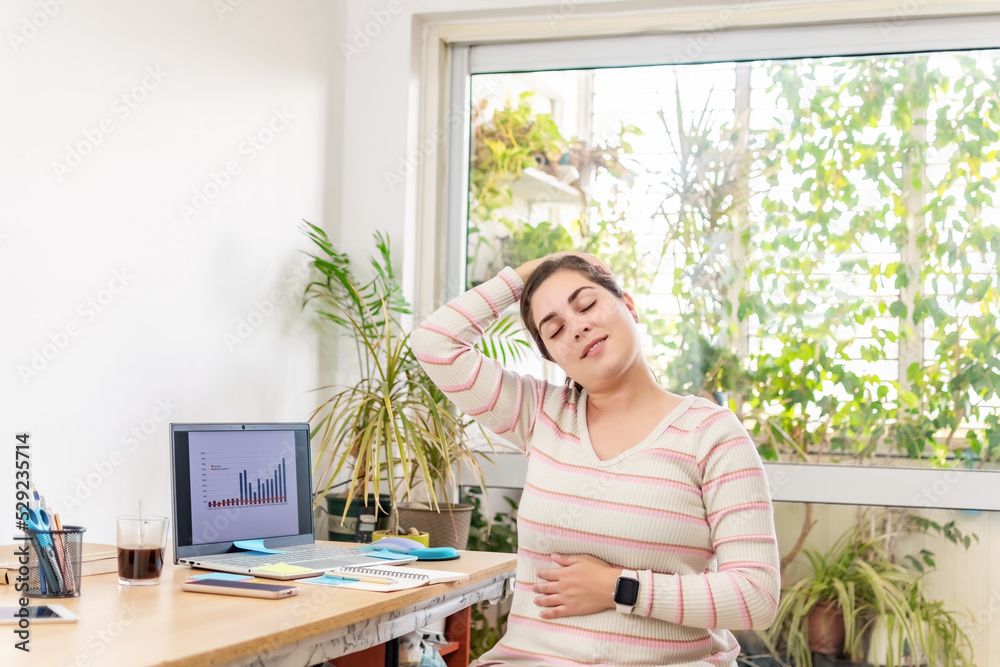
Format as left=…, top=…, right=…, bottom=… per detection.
left=533, top=553, right=620, bottom=619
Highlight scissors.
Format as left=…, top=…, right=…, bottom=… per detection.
left=27, top=507, right=66, bottom=594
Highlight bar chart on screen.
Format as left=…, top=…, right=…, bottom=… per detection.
left=186, top=429, right=301, bottom=545
left=200, top=451, right=291, bottom=509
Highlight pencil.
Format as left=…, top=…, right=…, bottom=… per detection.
left=51, top=512, right=74, bottom=593
left=324, top=571, right=397, bottom=585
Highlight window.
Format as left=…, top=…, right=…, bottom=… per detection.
left=449, top=15, right=1000, bottom=468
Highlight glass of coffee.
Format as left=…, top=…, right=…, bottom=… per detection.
left=116, top=515, right=168, bottom=586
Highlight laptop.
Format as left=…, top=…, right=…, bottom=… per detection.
left=170, top=422, right=415, bottom=580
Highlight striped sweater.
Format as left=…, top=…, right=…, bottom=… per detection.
left=412, top=267, right=780, bottom=666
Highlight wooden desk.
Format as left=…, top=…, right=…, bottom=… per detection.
left=2, top=550, right=516, bottom=667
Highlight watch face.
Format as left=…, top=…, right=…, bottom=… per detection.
left=614, top=577, right=640, bottom=606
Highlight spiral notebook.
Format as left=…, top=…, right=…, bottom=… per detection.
left=301, top=565, right=469, bottom=591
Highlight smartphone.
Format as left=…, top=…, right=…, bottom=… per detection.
left=181, top=579, right=299, bottom=599
left=0, top=604, right=79, bottom=624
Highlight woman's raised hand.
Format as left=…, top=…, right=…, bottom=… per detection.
left=514, top=251, right=612, bottom=284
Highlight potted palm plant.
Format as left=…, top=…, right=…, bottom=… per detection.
left=301, top=222, right=521, bottom=547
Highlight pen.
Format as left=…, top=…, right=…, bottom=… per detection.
left=28, top=487, right=72, bottom=595
left=51, top=511, right=74, bottom=593
left=27, top=532, right=47, bottom=594
left=29, top=488, right=46, bottom=593
left=27, top=507, right=66, bottom=593
left=324, top=571, right=397, bottom=585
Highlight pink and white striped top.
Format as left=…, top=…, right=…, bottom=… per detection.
left=412, top=267, right=780, bottom=666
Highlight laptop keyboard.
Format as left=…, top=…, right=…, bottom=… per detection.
left=208, top=545, right=362, bottom=567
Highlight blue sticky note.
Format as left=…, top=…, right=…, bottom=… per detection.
left=188, top=572, right=254, bottom=581
left=233, top=539, right=286, bottom=554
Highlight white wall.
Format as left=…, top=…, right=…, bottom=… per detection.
left=0, top=0, right=343, bottom=544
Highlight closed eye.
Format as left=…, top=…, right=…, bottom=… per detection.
left=549, top=302, right=593, bottom=338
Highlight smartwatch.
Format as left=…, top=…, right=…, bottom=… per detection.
left=613, top=569, right=639, bottom=614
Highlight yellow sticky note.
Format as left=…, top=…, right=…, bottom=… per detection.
left=256, top=562, right=313, bottom=575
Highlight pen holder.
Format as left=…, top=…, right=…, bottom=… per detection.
left=25, top=526, right=86, bottom=598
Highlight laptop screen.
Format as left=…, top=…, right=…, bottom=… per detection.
left=171, top=423, right=314, bottom=559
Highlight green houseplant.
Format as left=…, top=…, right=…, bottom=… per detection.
left=302, top=222, right=487, bottom=539
left=301, top=223, right=528, bottom=545
left=764, top=512, right=976, bottom=667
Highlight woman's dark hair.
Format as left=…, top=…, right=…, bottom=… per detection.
left=519, top=254, right=624, bottom=362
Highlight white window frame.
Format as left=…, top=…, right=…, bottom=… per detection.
left=412, top=2, right=1000, bottom=511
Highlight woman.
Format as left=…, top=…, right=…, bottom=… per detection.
left=412, top=253, right=779, bottom=666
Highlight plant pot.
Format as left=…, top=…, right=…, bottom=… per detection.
left=325, top=494, right=392, bottom=542
left=866, top=616, right=927, bottom=666
left=808, top=601, right=846, bottom=656
left=395, top=503, right=474, bottom=550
